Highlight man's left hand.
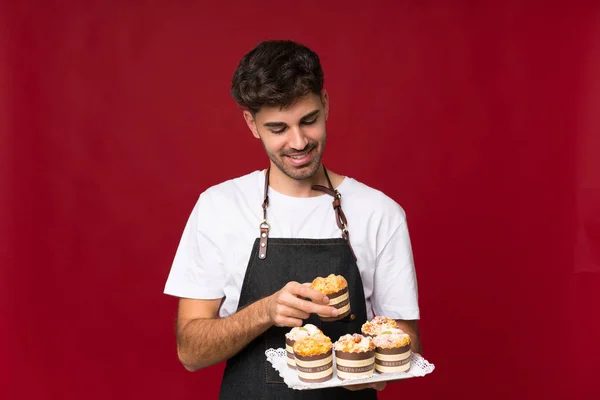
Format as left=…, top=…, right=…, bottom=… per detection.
left=343, top=381, right=387, bottom=391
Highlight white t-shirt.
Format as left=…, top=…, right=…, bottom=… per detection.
left=164, top=170, right=420, bottom=321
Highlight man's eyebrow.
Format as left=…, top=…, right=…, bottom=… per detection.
left=263, top=121, right=286, bottom=127
left=300, top=110, right=319, bottom=120
left=262, top=110, right=320, bottom=128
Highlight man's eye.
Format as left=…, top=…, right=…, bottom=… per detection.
left=270, top=127, right=286, bottom=134
left=302, top=118, right=318, bottom=125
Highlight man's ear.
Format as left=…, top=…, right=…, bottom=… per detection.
left=321, top=89, right=329, bottom=121
left=243, top=110, right=260, bottom=139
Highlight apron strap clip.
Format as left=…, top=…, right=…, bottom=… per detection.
left=259, top=220, right=270, bottom=259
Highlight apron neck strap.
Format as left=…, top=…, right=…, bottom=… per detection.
left=262, top=165, right=333, bottom=207
left=259, top=166, right=357, bottom=262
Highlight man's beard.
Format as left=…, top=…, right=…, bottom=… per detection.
left=265, top=139, right=326, bottom=181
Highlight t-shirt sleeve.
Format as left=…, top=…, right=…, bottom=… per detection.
left=371, top=208, right=420, bottom=320
left=163, top=191, right=226, bottom=299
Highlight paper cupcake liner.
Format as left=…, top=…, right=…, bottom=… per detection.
left=335, top=349, right=375, bottom=380
left=294, top=351, right=334, bottom=383
left=318, top=287, right=351, bottom=322
left=375, top=345, right=412, bottom=373
left=285, top=338, right=295, bottom=369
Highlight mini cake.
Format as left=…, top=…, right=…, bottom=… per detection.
left=310, top=274, right=350, bottom=321
left=372, top=328, right=412, bottom=373
left=333, top=333, right=376, bottom=380
left=285, top=324, right=322, bottom=369
left=361, top=316, right=398, bottom=337
left=293, top=334, right=334, bottom=383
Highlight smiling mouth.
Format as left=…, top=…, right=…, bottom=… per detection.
left=289, top=153, right=308, bottom=160
left=285, top=146, right=315, bottom=166
left=286, top=145, right=315, bottom=158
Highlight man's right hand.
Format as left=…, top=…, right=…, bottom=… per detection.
left=265, top=281, right=339, bottom=327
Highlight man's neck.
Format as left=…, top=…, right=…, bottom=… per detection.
left=267, top=165, right=329, bottom=198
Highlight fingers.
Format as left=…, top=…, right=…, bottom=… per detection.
left=272, top=315, right=304, bottom=328
left=290, top=281, right=329, bottom=304
left=279, top=284, right=337, bottom=317
left=267, top=294, right=309, bottom=327
left=344, top=384, right=370, bottom=391
left=344, top=382, right=387, bottom=391
left=278, top=305, right=310, bottom=320
left=269, top=301, right=314, bottom=327
left=267, top=282, right=340, bottom=327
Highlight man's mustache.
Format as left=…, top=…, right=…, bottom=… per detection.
left=282, top=143, right=317, bottom=157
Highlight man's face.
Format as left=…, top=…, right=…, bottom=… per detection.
left=244, top=91, right=329, bottom=181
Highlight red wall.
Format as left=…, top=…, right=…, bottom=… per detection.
left=3, top=1, right=599, bottom=399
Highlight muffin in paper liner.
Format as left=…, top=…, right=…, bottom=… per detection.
left=292, top=335, right=334, bottom=383
left=333, top=334, right=376, bottom=380
left=372, top=329, right=412, bottom=373
left=310, top=274, right=351, bottom=322
left=284, top=324, right=323, bottom=369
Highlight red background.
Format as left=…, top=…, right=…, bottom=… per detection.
left=2, top=1, right=599, bottom=399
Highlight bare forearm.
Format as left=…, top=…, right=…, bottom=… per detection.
left=177, top=297, right=272, bottom=371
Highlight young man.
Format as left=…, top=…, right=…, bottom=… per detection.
left=164, top=40, right=421, bottom=399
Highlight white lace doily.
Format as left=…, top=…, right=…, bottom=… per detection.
left=265, top=348, right=435, bottom=390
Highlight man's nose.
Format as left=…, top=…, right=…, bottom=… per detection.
left=288, top=126, right=309, bottom=151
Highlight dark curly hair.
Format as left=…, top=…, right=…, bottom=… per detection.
left=230, top=40, right=324, bottom=114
